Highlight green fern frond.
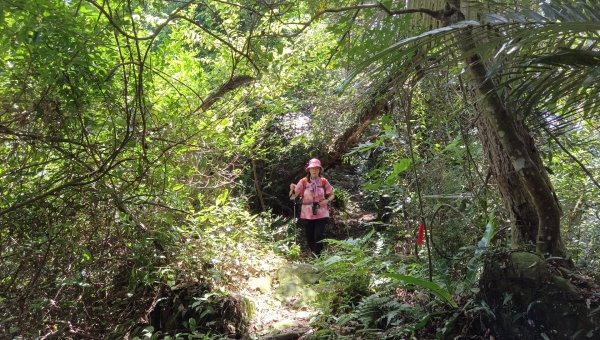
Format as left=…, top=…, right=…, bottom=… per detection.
left=356, top=294, right=408, bottom=329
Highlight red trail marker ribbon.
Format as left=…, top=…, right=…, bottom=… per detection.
left=417, top=223, right=425, bottom=245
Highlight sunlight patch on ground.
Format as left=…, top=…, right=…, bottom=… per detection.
left=231, top=249, right=318, bottom=338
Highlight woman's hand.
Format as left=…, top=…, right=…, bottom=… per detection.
left=289, top=183, right=297, bottom=200
left=320, top=194, right=334, bottom=207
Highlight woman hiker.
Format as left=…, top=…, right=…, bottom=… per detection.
left=289, top=158, right=334, bottom=256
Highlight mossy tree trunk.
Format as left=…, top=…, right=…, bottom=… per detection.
left=444, top=0, right=565, bottom=257
left=476, top=114, right=538, bottom=246
left=436, top=0, right=588, bottom=336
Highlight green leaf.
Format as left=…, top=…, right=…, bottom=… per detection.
left=475, top=214, right=496, bottom=257
left=172, top=183, right=184, bottom=191
left=215, top=189, right=229, bottom=206
left=322, top=255, right=343, bottom=266
left=385, top=273, right=457, bottom=308
left=386, top=159, right=412, bottom=184
left=188, top=318, right=197, bottom=332
left=347, top=141, right=379, bottom=155
left=338, top=20, right=481, bottom=92
left=413, top=314, right=431, bottom=331
left=81, top=248, right=92, bottom=262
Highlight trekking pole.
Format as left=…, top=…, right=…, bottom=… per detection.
left=289, top=188, right=299, bottom=245
left=289, top=187, right=296, bottom=221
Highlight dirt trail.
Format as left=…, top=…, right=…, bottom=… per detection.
left=242, top=164, right=378, bottom=339
left=241, top=256, right=319, bottom=339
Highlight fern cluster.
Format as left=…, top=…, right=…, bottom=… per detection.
left=356, top=294, right=411, bottom=329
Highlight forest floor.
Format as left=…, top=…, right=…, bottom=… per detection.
left=239, top=165, right=377, bottom=339
left=241, top=255, right=319, bottom=339
left=227, top=165, right=600, bottom=340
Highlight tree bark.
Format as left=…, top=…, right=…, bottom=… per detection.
left=197, top=75, right=255, bottom=113
left=446, top=0, right=564, bottom=256
left=476, top=114, right=538, bottom=247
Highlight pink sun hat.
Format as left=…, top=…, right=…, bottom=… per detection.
left=305, top=158, right=323, bottom=172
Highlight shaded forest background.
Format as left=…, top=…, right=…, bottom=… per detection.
left=1, top=0, right=599, bottom=338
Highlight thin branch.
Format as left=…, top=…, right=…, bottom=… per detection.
left=403, top=86, right=433, bottom=282
left=0, top=125, right=89, bottom=148
left=325, top=8, right=360, bottom=68
left=543, top=127, right=600, bottom=191
left=282, top=3, right=444, bottom=37
left=317, top=3, right=441, bottom=18
left=0, top=153, right=134, bottom=217
left=84, top=0, right=190, bottom=41
left=173, top=15, right=260, bottom=72
left=457, top=74, right=486, bottom=184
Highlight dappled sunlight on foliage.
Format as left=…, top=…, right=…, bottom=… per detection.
left=1, top=0, right=599, bottom=338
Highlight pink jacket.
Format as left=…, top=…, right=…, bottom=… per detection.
left=294, top=177, right=334, bottom=220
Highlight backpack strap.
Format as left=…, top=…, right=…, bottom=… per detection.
left=297, top=177, right=307, bottom=200
left=321, top=177, right=333, bottom=199
left=298, top=177, right=329, bottom=200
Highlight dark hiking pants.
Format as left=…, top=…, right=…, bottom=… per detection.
left=300, top=218, right=328, bottom=255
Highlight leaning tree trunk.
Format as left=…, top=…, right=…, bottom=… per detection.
left=435, top=3, right=600, bottom=339
left=475, top=106, right=560, bottom=249
left=465, top=36, right=564, bottom=258
left=444, top=0, right=564, bottom=257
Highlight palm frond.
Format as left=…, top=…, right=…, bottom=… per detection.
left=342, top=0, right=600, bottom=136
left=338, top=20, right=481, bottom=92
left=478, top=1, right=600, bottom=131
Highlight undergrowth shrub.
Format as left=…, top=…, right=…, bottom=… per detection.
left=355, top=293, right=414, bottom=330
left=131, top=196, right=290, bottom=338
left=268, top=216, right=303, bottom=261
left=309, top=222, right=497, bottom=339
left=313, top=230, right=380, bottom=316
left=330, top=187, right=350, bottom=211
left=0, top=186, right=278, bottom=339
